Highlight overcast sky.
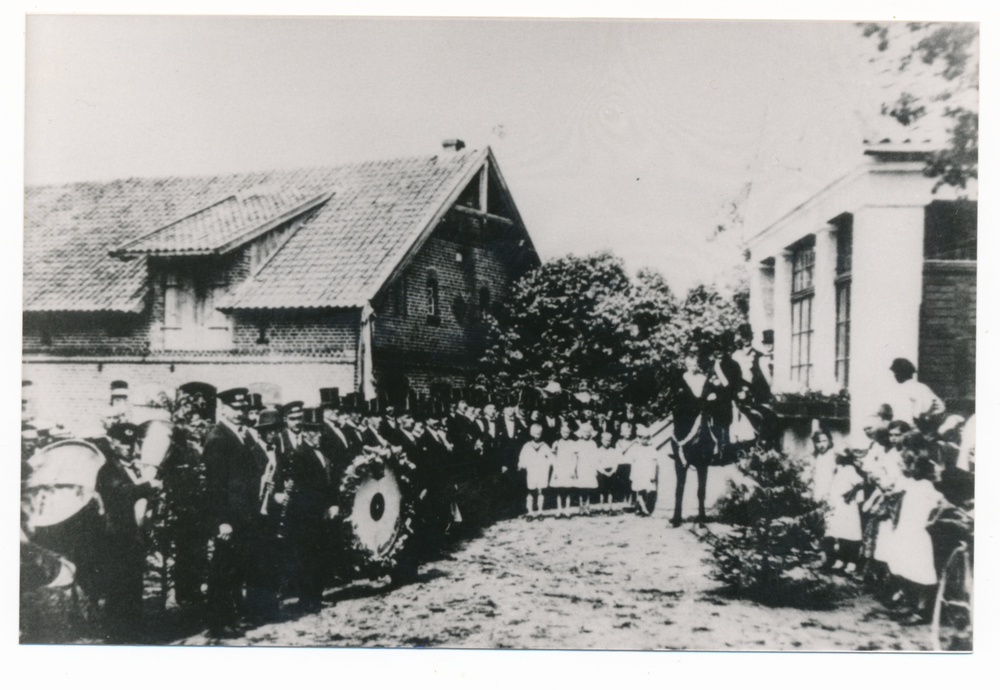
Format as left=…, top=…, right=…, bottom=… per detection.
left=24, top=15, right=943, bottom=292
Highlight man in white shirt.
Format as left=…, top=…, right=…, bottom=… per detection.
left=888, top=358, right=945, bottom=427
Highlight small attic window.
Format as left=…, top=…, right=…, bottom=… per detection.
left=426, top=271, right=440, bottom=326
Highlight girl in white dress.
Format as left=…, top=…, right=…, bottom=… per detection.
left=627, top=425, right=660, bottom=516
left=574, top=425, right=600, bottom=515
left=550, top=424, right=578, bottom=516
left=883, top=434, right=944, bottom=622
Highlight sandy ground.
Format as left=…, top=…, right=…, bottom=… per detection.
left=173, top=464, right=934, bottom=651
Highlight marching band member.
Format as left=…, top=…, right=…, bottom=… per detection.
left=202, top=388, right=263, bottom=637
left=96, top=422, right=162, bottom=641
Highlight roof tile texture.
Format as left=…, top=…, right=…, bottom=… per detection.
left=24, top=151, right=481, bottom=312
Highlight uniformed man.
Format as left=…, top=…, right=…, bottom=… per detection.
left=281, top=403, right=339, bottom=612
left=95, top=422, right=162, bottom=642
left=202, top=388, right=263, bottom=637
left=244, top=407, right=284, bottom=623
left=319, top=399, right=356, bottom=482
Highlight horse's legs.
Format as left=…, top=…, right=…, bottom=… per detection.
left=695, top=464, right=709, bottom=521
left=672, top=456, right=687, bottom=524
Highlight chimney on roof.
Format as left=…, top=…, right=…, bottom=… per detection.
left=442, top=139, right=466, bottom=152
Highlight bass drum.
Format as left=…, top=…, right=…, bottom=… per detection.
left=337, top=452, right=416, bottom=579
left=24, top=440, right=106, bottom=530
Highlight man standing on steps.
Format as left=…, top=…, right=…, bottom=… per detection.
left=202, top=388, right=262, bottom=638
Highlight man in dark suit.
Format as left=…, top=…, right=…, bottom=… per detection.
left=418, top=405, right=460, bottom=534
left=202, top=388, right=264, bottom=637
left=394, top=411, right=421, bottom=461
left=281, top=403, right=338, bottom=612
left=244, top=409, right=284, bottom=623
left=319, top=402, right=357, bottom=486
left=95, top=422, right=162, bottom=641
left=496, top=400, right=527, bottom=469
left=378, top=404, right=401, bottom=446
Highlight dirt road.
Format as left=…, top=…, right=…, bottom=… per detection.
left=177, top=506, right=933, bottom=651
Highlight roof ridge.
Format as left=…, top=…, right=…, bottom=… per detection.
left=25, top=149, right=480, bottom=190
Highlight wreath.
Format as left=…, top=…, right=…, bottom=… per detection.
left=336, top=449, right=417, bottom=578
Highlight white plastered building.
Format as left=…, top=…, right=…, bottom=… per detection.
left=744, top=144, right=977, bottom=453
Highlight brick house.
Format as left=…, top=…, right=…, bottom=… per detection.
left=744, top=143, right=976, bottom=454
left=22, top=145, right=539, bottom=431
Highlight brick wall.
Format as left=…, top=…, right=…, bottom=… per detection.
left=373, top=214, right=534, bottom=375
left=232, top=311, right=360, bottom=356
left=23, top=311, right=153, bottom=355
left=919, top=260, right=976, bottom=413
left=22, top=360, right=357, bottom=433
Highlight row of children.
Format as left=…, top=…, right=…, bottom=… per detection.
left=517, top=420, right=660, bottom=519
left=808, top=409, right=974, bottom=625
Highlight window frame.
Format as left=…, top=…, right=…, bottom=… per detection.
left=789, top=238, right=816, bottom=388
left=834, top=221, right=852, bottom=389
left=426, top=271, right=441, bottom=326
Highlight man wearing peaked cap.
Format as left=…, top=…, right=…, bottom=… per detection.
left=106, top=421, right=140, bottom=449
left=95, top=420, right=162, bottom=640
left=201, top=386, right=266, bottom=636
left=283, top=402, right=342, bottom=611
left=218, top=387, right=250, bottom=409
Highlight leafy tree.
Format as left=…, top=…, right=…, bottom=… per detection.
left=479, top=252, right=636, bottom=398
left=480, top=252, right=748, bottom=415
left=860, top=21, right=978, bottom=191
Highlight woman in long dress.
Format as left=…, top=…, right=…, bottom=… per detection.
left=668, top=351, right=723, bottom=527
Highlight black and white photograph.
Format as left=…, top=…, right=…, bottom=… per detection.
left=18, top=8, right=980, bottom=655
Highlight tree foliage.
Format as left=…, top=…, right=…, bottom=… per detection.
left=860, top=21, right=979, bottom=191
left=700, top=446, right=841, bottom=609
left=480, top=252, right=747, bottom=414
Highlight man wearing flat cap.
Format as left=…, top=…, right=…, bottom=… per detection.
left=202, top=388, right=265, bottom=636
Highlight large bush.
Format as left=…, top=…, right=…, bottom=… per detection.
left=700, top=446, right=841, bottom=608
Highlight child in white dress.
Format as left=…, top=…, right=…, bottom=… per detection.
left=518, top=423, right=553, bottom=518
left=574, top=425, right=600, bottom=515
left=627, top=425, right=659, bottom=516
left=884, top=434, right=944, bottom=623
left=550, top=424, right=578, bottom=516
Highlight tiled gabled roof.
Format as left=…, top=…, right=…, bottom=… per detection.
left=23, top=150, right=489, bottom=312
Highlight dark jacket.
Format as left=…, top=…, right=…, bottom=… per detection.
left=202, top=422, right=264, bottom=532
left=282, top=433, right=337, bottom=522
left=493, top=416, right=527, bottom=472
left=319, top=423, right=355, bottom=489
left=95, top=460, right=157, bottom=544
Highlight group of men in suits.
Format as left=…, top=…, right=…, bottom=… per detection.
left=119, top=384, right=650, bottom=637
left=198, top=386, right=535, bottom=636
left=200, top=387, right=377, bottom=635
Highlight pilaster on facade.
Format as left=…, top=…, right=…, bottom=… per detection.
left=748, top=260, right=774, bottom=347
left=848, top=203, right=926, bottom=429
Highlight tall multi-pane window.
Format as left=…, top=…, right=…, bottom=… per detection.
left=834, top=219, right=853, bottom=387
left=790, top=239, right=815, bottom=387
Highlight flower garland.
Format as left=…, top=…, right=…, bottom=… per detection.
left=336, top=449, right=417, bottom=579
